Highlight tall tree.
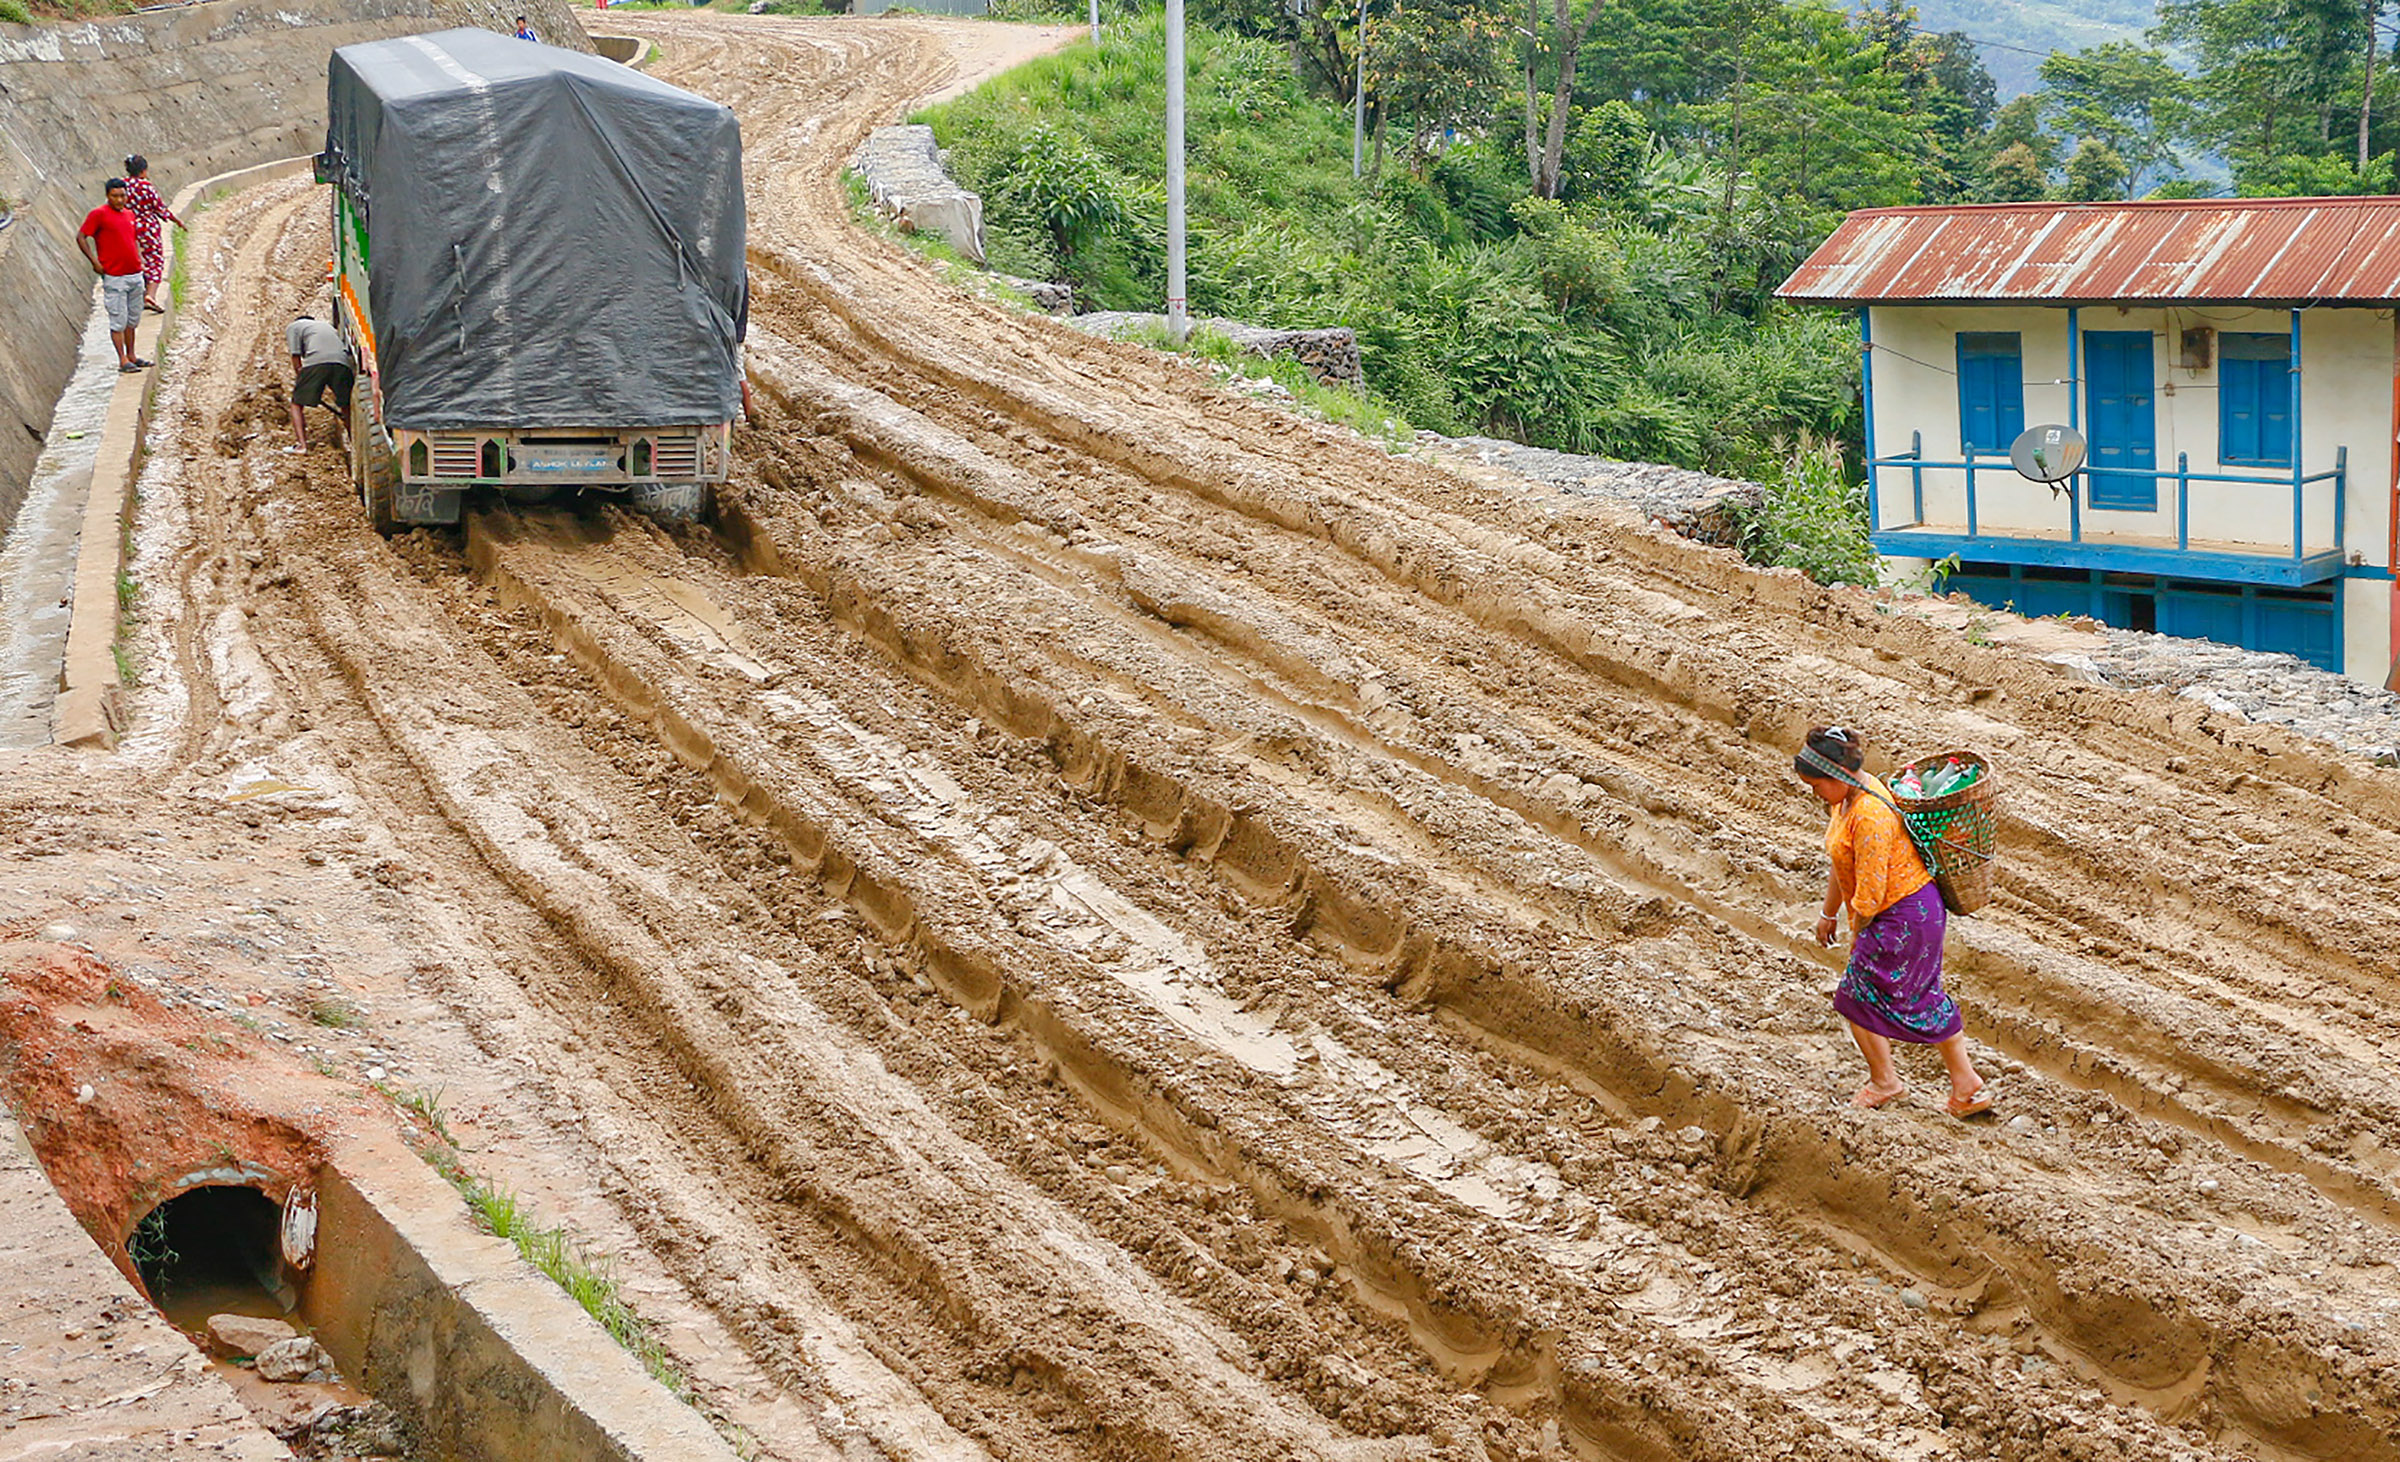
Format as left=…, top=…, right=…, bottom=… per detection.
left=1522, top=0, right=1612, bottom=196
left=2038, top=42, right=2186, bottom=197
left=2154, top=0, right=2363, bottom=172
left=2359, top=0, right=2387, bottom=168
left=1368, top=1, right=1509, bottom=173
left=1685, top=2, right=1924, bottom=224
left=2063, top=138, right=2131, bottom=200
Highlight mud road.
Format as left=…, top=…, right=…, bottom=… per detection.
left=6, top=14, right=2400, bottom=1462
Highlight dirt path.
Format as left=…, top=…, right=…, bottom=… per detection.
left=6, top=14, right=2400, bottom=1462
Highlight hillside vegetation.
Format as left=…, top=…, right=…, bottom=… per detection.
left=919, top=11, right=1863, bottom=482
left=919, top=0, right=2400, bottom=585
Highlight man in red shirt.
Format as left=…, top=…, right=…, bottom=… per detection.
left=78, top=179, right=150, bottom=373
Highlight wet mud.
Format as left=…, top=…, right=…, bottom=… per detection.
left=7, top=14, right=2398, bottom=1462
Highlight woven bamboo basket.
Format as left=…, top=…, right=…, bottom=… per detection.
left=1891, top=752, right=1997, bottom=915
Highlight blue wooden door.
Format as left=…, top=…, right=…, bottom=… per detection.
left=2084, top=331, right=2158, bottom=510
left=2159, top=586, right=2243, bottom=645
left=2254, top=591, right=2339, bottom=671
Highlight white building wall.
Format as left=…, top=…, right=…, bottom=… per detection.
left=2344, top=578, right=2392, bottom=683
left=1866, top=304, right=2392, bottom=565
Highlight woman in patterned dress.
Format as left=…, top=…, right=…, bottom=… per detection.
left=1796, top=726, right=1994, bottom=1117
left=121, top=155, right=184, bottom=315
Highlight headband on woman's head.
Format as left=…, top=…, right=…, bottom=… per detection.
left=1796, top=745, right=1865, bottom=787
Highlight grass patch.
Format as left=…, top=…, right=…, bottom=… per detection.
left=1112, top=321, right=1415, bottom=454
left=382, top=1083, right=455, bottom=1146
left=386, top=1088, right=755, bottom=1454
left=110, top=493, right=141, bottom=688
left=454, top=1176, right=693, bottom=1402
left=167, top=235, right=190, bottom=311
left=305, top=995, right=364, bottom=1028
left=1728, top=435, right=1880, bottom=590
left=10, top=0, right=138, bottom=19
left=127, top=1206, right=176, bottom=1288
left=605, top=0, right=802, bottom=10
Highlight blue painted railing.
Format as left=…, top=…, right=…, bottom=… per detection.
left=1868, top=431, right=2347, bottom=563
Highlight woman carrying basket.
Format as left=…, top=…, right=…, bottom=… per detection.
left=1796, top=726, right=1994, bottom=1118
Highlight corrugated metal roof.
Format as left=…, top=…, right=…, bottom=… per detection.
left=1777, top=198, right=2400, bottom=305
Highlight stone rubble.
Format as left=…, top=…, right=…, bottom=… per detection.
left=2047, top=630, right=2400, bottom=763
left=1434, top=434, right=1762, bottom=546
left=253, top=1334, right=336, bottom=1383
left=205, top=1312, right=299, bottom=1358
left=1070, top=312, right=1364, bottom=387
left=271, top=1399, right=413, bottom=1461
left=998, top=274, right=1073, bottom=314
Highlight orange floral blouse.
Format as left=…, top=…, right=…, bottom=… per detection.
left=1826, top=774, right=1931, bottom=923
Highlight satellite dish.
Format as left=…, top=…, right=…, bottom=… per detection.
left=2010, top=424, right=2086, bottom=484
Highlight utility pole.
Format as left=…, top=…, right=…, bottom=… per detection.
left=1352, top=0, right=1368, bottom=179
left=1165, top=0, right=1187, bottom=341
left=1090, top=0, right=1100, bottom=47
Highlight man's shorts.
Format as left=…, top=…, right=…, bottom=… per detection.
left=292, top=361, right=355, bottom=415
left=101, top=273, right=143, bottom=332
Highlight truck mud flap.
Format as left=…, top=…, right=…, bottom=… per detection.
left=629, top=480, right=708, bottom=524
left=395, top=483, right=465, bottom=526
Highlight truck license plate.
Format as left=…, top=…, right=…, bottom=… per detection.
left=516, top=445, right=617, bottom=475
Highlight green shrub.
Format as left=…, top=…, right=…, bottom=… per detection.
left=1733, top=437, right=1880, bottom=589
left=1000, top=123, right=1129, bottom=282
left=0, top=2, right=32, bottom=25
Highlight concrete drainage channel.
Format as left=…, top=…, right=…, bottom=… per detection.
left=1, top=945, right=739, bottom=1461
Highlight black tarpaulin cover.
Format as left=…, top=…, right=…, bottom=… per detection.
left=325, top=28, right=745, bottom=431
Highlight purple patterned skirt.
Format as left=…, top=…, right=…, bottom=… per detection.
left=1834, top=881, right=1962, bottom=1043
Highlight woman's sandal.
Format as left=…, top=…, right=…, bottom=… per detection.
left=1946, top=1084, right=1996, bottom=1119
left=1852, top=1083, right=1907, bottom=1110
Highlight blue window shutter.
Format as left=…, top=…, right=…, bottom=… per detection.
left=1996, top=344, right=2024, bottom=448
left=2260, top=364, right=2291, bottom=466
left=2221, top=358, right=2257, bottom=463
left=1957, top=333, right=2023, bottom=453
left=2219, top=334, right=2290, bottom=467
left=1957, top=338, right=1991, bottom=451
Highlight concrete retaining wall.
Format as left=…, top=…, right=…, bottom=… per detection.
left=0, top=0, right=593, bottom=541
left=302, top=1135, right=742, bottom=1462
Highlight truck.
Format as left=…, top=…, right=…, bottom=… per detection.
left=315, top=28, right=746, bottom=533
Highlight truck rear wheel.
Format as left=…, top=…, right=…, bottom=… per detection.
left=350, top=388, right=403, bottom=536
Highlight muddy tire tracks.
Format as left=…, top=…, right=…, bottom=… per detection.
left=123, top=13, right=2400, bottom=1462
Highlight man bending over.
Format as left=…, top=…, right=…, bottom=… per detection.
left=286, top=314, right=354, bottom=454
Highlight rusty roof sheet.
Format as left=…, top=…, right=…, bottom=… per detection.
left=1777, top=198, right=2400, bottom=305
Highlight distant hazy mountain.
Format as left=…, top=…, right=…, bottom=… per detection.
left=1904, top=0, right=2157, bottom=97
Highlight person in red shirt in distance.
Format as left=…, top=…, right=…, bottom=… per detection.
left=77, top=179, right=150, bottom=373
